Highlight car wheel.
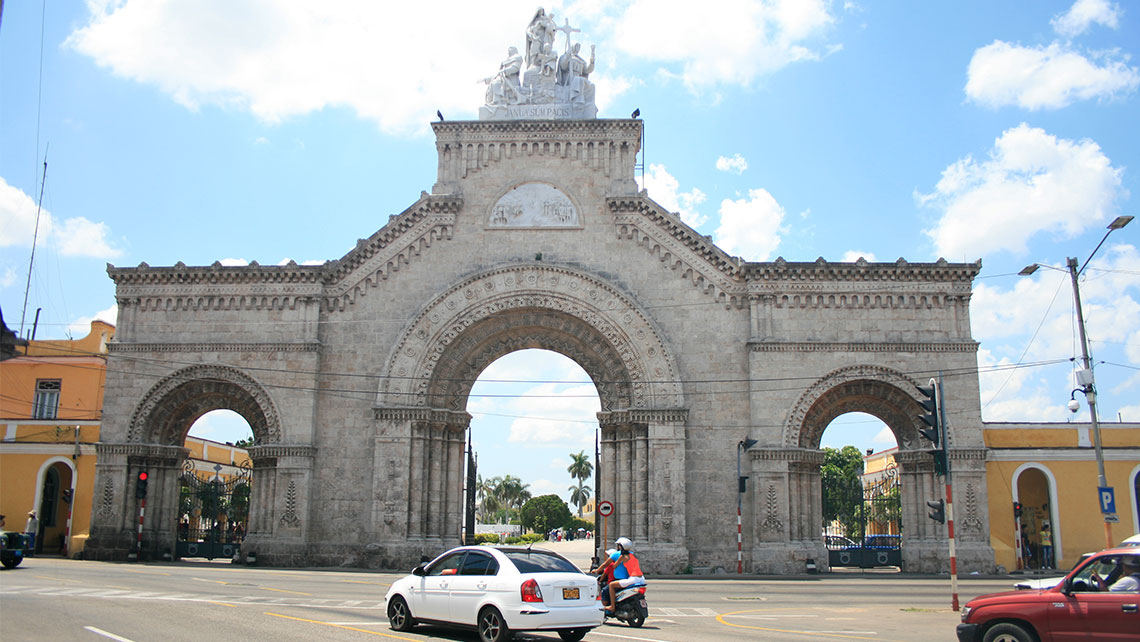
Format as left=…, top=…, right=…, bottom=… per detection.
left=386, top=596, right=416, bottom=632
left=558, top=629, right=589, bottom=642
left=478, top=606, right=512, bottom=642
left=982, top=622, right=1033, bottom=642
left=2, top=557, right=21, bottom=569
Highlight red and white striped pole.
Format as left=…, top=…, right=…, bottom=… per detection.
left=946, top=482, right=959, bottom=611
left=135, top=498, right=146, bottom=558
left=737, top=504, right=744, bottom=574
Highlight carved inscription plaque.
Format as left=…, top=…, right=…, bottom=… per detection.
left=489, top=182, right=579, bottom=228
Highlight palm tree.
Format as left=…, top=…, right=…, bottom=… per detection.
left=567, top=451, right=593, bottom=484
left=569, top=480, right=592, bottom=516
left=498, top=475, right=531, bottom=521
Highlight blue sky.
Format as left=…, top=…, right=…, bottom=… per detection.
left=2, top=1, right=1138, bottom=505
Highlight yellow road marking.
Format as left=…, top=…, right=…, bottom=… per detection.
left=264, top=612, right=418, bottom=641
left=105, top=585, right=133, bottom=590
left=343, top=579, right=390, bottom=586
left=260, top=587, right=312, bottom=596
left=35, top=575, right=81, bottom=583
left=716, top=609, right=912, bottom=641
left=125, top=569, right=171, bottom=576
left=209, top=601, right=237, bottom=608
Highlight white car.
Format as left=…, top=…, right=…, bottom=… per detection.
left=385, top=545, right=603, bottom=642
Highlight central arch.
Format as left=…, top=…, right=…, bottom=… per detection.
left=374, top=264, right=690, bottom=571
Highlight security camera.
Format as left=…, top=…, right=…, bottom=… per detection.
left=1067, top=399, right=1080, bottom=413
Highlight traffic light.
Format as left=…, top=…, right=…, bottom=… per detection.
left=916, top=381, right=940, bottom=447
left=738, top=476, right=749, bottom=493
left=1013, top=501, right=1022, bottom=518
left=927, top=498, right=945, bottom=524
left=135, top=471, right=149, bottom=499
left=61, top=488, right=73, bottom=503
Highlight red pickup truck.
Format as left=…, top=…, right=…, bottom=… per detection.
left=957, top=547, right=1140, bottom=641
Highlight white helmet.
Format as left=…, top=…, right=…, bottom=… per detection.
left=615, top=537, right=634, bottom=552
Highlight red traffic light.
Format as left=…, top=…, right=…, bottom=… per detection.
left=138, top=471, right=148, bottom=481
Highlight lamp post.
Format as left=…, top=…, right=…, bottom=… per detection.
left=1020, top=215, right=1132, bottom=549
left=737, top=437, right=758, bottom=574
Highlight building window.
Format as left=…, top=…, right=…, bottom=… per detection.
left=33, top=380, right=61, bottom=419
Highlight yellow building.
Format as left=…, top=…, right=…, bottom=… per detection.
left=0, top=320, right=251, bottom=557
left=0, top=320, right=114, bottom=555
left=984, top=421, right=1140, bottom=572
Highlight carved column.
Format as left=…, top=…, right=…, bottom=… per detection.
left=747, top=448, right=824, bottom=574
left=243, top=444, right=315, bottom=564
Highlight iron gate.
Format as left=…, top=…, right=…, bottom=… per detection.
left=176, top=459, right=251, bottom=560
left=824, top=465, right=902, bottom=568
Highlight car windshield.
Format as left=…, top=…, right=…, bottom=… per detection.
left=502, top=549, right=580, bottom=574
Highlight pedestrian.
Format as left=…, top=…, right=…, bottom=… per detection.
left=25, top=511, right=39, bottom=556
left=1040, top=523, right=1053, bottom=569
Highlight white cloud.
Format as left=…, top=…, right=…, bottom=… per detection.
left=919, top=124, right=1125, bottom=260
left=840, top=250, right=875, bottom=262
left=639, top=164, right=708, bottom=228
left=219, top=258, right=249, bottom=266
left=1052, top=0, right=1121, bottom=38
left=187, top=409, right=253, bottom=443
left=965, top=41, right=1139, bottom=110
left=68, top=304, right=120, bottom=337
left=713, top=188, right=785, bottom=260
left=506, top=383, right=600, bottom=447
left=0, top=267, right=17, bottom=288
left=716, top=153, right=748, bottom=175
left=971, top=244, right=1140, bottom=420
left=63, top=1, right=833, bottom=133
left=612, top=0, right=835, bottom=91
left=0, top=176, right=122, bottom=259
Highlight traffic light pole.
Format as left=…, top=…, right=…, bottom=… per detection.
left=938, top=373, right=959, bottom=612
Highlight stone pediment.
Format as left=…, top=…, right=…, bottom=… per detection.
left=322, top=194, right=462, bottom=310
left=608, top=195, right=747, bottom=307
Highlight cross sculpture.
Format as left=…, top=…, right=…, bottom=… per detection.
left=557, top=18, right=580, bottom=54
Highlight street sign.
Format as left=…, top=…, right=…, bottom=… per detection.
left=598, top=500, right=614, bottom=517
left=1105, top=513, right=1119, bottom=523
left=1098, top=486, right=1116, bottom=514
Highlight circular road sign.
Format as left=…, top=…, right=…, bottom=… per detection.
left=598, top=500, right=614, bottom=517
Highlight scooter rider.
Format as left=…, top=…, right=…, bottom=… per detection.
left=591, top=537, right=645, bottom=614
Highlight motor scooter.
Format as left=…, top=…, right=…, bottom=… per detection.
left=597, top=573, right=648, bottom=628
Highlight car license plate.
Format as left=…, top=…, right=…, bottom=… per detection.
left=562, top=587, right=580, bottom=600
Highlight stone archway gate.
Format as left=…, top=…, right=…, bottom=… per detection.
left=88, top=118, right=993, bottom=573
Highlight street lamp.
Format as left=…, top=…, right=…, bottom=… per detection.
left=1020, top=214, right=1132, bottom=548
left=736, top=437, right=758, bottom=574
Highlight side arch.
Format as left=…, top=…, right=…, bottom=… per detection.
left=127, top=364, right=282, bottom=445
left=783, top=364, right=928, bottom=449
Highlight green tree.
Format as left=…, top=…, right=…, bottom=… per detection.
left=568, top=480, right=592, bottom=516
left=820, top=446, right=865, bottom=538
left=567, top=450, right=593, bottom=482
left=520, top=494, right=573, bottom=533
left=233, top=436, right=256, bottom=449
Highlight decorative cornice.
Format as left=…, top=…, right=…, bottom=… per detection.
left=109, top=342, right=320, bottom=353
left=749, top=341, right=978, bottom=353
left=373, top=406, right=473, bottom=426
left=608, top=196, right=746, bottom=307
left=97, top=442, right=190, bottom=458
left=597, top=408, right=689, bottom=427
left=743, top=257, right=981, bottom=284
left=748, top=448, right=826, bottom=464
left=108, top=262, right=325, bottom=286
left=431, top=118, right=643, bottom=141
left=246, top=444, right=317, bottom=460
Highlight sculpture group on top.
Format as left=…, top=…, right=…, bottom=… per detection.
left=480, top=8, right=597, bottom=120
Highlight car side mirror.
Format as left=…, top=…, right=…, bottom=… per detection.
left=412, top=565, right=426, bottom=576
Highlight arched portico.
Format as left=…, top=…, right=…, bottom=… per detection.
left=373, top=264, right=689, bottom=571
left=87, top=365, right=314, bottom=560
left=743, top=365, right=978, bottom=573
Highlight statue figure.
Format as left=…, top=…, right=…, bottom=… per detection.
left=482, top=46, right=524, bottom=105
left=525, top=8, right=557, bottom=69
left=558, top=43, right=595, bottom=104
